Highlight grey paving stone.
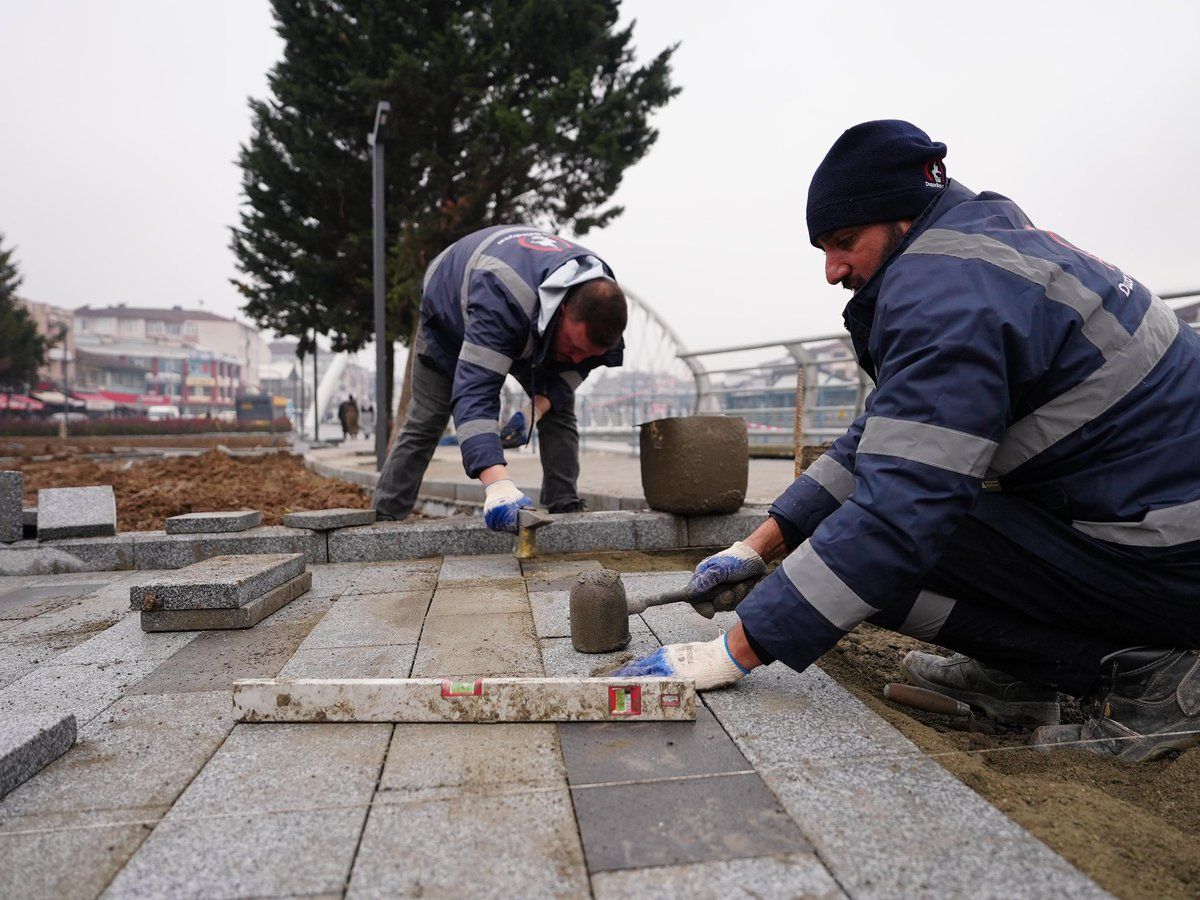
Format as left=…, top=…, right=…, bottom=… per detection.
left=591, top=852, right=845, bottom=899
left=22, top=507, right=36, bottom=540
left=129, top=553, right=306, bottom=611
left=106, top=722, right=391, bottom=899
left=328, top=517, right=511, bottom=563
left=536, top=511, right=637, bottom=554
left=0, top=642, right=63, bottom=690
left=0, top=471, right=21, bottom=543
left=164, top=509, right=262, bottom=534
left=571, top=772, right=807, bottom=873
left=128, top=614, right=323, bottom=695
left=0, top=581, right=102, bottom=620
left=426, top=581, right=527, bottom=616
left=0, top=711, right=76, bottom=798
left=0, top=691, right=232, bottom=817
left=347, top=788, right=588, bottom=899
left=520, top=557, right=602, bottom=592
left=283, top=507, right=377, bottom=530
left=278, top=645, right=417, bottom=678
left=378, top=723, right=564, bottom=794
left=559, top=705, right=751, bottom=787
left=307, top=563, right=362, bottom=598
left=640, top=599, right=740, bottom=645
left=297, top=590, right=430, bottom=649
left=0, top=658, right=163, bottom=728
left=623, top=570, right=693, bottom=606
left=412, top=612, right=542, bottom=678
left=633, top=511, right=688, bottom=551
left=37, top=486, right=117, bottom=540
left=437, top=553, right=521, bottom=582
left=686, top=505, right=770, bottom=549
left=0, top=535, right=135, bottom=575
left=344, top=560, right=440, bottom=595
left=53, top=614, right=197, bottom=665
left=704, top=664, right=1106, bottom=898
left=140, top=571, right=312, bottom=632
left=130, top=525, right=326, bottom=569
left=539, top=633, right=661, bottom=678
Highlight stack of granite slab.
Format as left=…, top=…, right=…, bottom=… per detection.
left=130, top=552, right=311, bottom=632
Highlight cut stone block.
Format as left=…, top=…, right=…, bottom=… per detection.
left=412, top=611, right=542, bottom=678
left=686, top=505, right=770, bottom=549
left=140, top=571, right=312, bottom=631
left=426, top=582, right=527, bottom=617
left=22, top=507, right=36, bottom=540
left=437, top=553, right=521, bottom=582
left=36, top=485, right=117, bottom=540
left=591, top=853, right=843, bottom=900
left=0, top=659, right=161, bottom=727
left=1, top=712, right=76, bottom=798
left=535, top=511, right=638, bottom=555
left=164, top=509, right=262, bottom=534
left=0, top=535, right=134, bottom=575
left=344, top=561, right=440, bottom=595
left=633, top=511, right=688, bottom=550
left=0, top=471, right=21, bottom=543
left=129, top=552, right=306, bottom=611
left=327, top=518, right=510, bottom=563
left=282, top=507, right=376, bottom=530
left=296, top=590, right=430, bottom=649
left=130, top=526, right=326, bottom=569
left=278, top=645, right=417, bottom=679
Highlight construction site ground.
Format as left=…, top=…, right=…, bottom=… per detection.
left=1, top=433, right=1196, bottom=897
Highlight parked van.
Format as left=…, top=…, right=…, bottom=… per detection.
left=146, top=405, right=181, bottom=421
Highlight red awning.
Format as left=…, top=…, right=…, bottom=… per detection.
left=0, top=393, right=45, bottom=411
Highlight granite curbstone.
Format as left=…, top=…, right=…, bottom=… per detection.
left=131, top=525, right=327, bottom=569
left=686, top=505, right=771, bottom=549
left=0, top=536, right=135, bottom=575
left=1, top=712, right=77, bottom=799
left=1, top=471, right=22, bottom=543
left=130, top=553, right=307, bottom=611
left=282, top=508, right=377, bottom=530
left=328, top=517, right=510, bottom=563
left=36, top=486, right=118, bottom=541
left=632, top=512, right=688, bottom=551
left=165, top=510, right=262, bottom=534
left=536, top=511, right=637, bottom=554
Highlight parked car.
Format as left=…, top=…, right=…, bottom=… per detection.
left=146, top=405, right=181, bottom=421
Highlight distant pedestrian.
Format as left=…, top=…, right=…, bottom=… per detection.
left=360, top=402, right=375, bottom=439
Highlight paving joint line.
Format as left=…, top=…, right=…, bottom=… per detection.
left=567, top=769, right=758, bottom=792
left=340, top=722, right=394, bottom=898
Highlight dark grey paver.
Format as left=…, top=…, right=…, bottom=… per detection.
left=591, top=853, right=845, bottom=899
left=0, top=712, right=76, bottom=799
left=296, top=590, right=429, bottom=649
left=559, top=705, right=752, bottom=786
left=105, top=723, right=392, bottom=899
left=0, top=471, right=20, bottom=543
left=139, top=571, right=312, bottom=631
left=128, top=553, right=306, bottom=611
left=164, top=509, right=262, bottom=534
left=21, top=507, right=35, bottom=540
left=130, top=525, right=326, bottom=569
left=328, top=518, right=510, bottom=563
left=283, top=507, right=377, bottom=530
left=571, top=772, right=807, bottom=873
left=36, top=486, right=117, bottom=540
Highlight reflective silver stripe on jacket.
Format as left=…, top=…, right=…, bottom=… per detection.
left=991, top=299, right=1179, bottom=474
left=858, top=416, right=997, bottom=478
left=423, top=244, right=453, bottom=294
left=559, top=370, right=583, bottom=391
left=459, top=341, right=512, bottom=376
left=1073, top=497, right=1200, bottom=547
left=898, top=589, right=956, bottom=640
left=455, top=419, right=500, bottom=442
left=459, top=226, right=528, bottom=323
left=474, top=254, right=539, bottom=319
left=907, top=228, right=1131, bottom=359
left=781, top=540, right=875, bottom=631
left=803, top=453, right=856, bottom=504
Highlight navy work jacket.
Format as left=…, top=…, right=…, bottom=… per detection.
left=737, top=180, right=1200, bottom=673
left=417, top=226, right=624, bottom=477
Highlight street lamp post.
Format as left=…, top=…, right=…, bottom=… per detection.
left=369, top=100, right=391, bottom=470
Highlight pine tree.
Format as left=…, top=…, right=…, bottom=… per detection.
left=231, top=0, right=679, bottom=414
left=0, top=233, right=48, bottom=391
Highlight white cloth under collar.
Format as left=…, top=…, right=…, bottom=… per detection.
left=537, top=255, right=610, bottom=336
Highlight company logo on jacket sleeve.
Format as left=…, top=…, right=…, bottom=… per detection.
left=497, top=232, right=575, bottom=252
left=924, top=158, right=947, bottom=189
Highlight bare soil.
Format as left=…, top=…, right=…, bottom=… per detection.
left=1, top=434, right=291, bottom=455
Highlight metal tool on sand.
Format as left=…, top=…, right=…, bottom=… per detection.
left=883, top=682, right=972, bottom=717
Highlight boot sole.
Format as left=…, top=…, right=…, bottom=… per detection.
left=900, top=660, right=1061, bottom=727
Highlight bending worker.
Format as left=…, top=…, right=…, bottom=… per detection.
left=616, top=120, right=1200, bottom=762
left=373, top=226, right=626, bottom=532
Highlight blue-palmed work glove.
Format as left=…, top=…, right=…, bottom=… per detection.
left=610, top=635, right=750, bottom=690
left=685, top=541, right=767, bottom=618
left=500, top=411, right=529, bottom=449
left=483, top=479, right=535, bottom=534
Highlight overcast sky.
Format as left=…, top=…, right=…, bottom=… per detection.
left=2, top=1, right=1198, bottom=355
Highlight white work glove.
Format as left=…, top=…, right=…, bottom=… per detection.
left=483, top=479, right=534, bottom=534
left=609, top=634, right=750, bottom=691
left=685, top=541, right=767, bottom=617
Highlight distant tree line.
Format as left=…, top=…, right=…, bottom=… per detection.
left=230, top=0, right=679, bottom=423
left=0, top=232, right=53, bottom=391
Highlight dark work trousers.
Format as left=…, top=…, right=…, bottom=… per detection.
left=864, top=491, right=1200, bottom=696
left=372, top=358, right=583, bottom=520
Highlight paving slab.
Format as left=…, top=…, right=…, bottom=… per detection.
left=328, top=517, right=511, bottom=563
left=307, top=563, right=363, bottom=598
left=345, top=560, right=440, bottom=595
left=591, top=852, right=845, bottom=899
left=130, top=525, right=326, bottom=569
left=106, top=722, right=392, bottom=899
left=0, top=712, right=76, bottom=799
left=571, top=772, right=808, bottom=873
left=0, top=471, right=20, bottom=543
left=0, top=642, right=64, bottom=690
left=703, top=664, right=1105, bottom=897
left=437, top=553, right=521, bottom=582
left=283, top=507, right=376, bottom=530
left=0, top=535, right=135, bottom=575
left=37, top=486, right=117, bottom=540
left=539, top=633, right=662, bottom=678
left=52, top=614, right=198, bottom=665
left=641, top=601, right=740, bottom=645
left=686, top=505, right=770, bottom=549
left=0, top=657, right=162, bottom=727
left=0, top=581, right=103, bottom=620
left=164, top=509, right=262, bottom=534
left=279, top=645, right=417, bottom=678
left=297, top=590, right=430, bottom=649
left=411, top=611, right=542, bottom=678
left=139, top=571, right=312, bottom=631
left=426, top=581, right=527, bottom=616
left=520, top=557, right=603, bottom=591
left=128, top=553, right=306, bottom=611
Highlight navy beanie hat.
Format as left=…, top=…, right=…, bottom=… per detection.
left=806, top=120, right=948, bottom=246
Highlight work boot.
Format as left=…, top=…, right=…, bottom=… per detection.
left=1032, top=648, right=1200, bottom=762
left=547, top=498, right=588, bottom=514
left=901, top=651, right=1060, bottom=726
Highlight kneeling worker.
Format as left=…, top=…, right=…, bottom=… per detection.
left=374, top=226, right=626, bottom=533
left=616, top=120, right=1200, bottom=761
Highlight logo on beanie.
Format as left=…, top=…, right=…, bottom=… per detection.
left=924, top=158, right=946, bottom=188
